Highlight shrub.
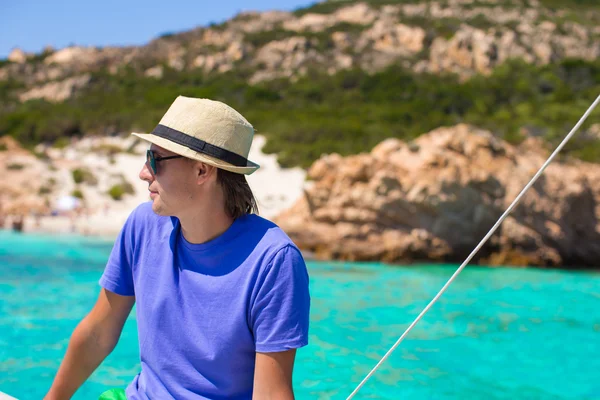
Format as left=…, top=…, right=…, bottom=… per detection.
left=108, top=185, right=125, bottom=200
left=72, top=168, right=98, bottom=185
left=7, top=163, right=24, bottom=170
left=71, top=189, right=84, bottom=199
left=159, top=31, right=175, bottom=39
left=108, top=181, right=134, bottom=200
left=53, top=137, right=71, bottom=149
left=38, top=186, right=52, bottom=195
left=72, top=168, right=85, bottom=184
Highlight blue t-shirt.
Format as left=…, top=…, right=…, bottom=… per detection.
left=99, top=202, right=310, bottom=399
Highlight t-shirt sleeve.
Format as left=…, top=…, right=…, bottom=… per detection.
left=99, top=208, right=138, bottom=297
left=250, top=245, right=311, bottom=353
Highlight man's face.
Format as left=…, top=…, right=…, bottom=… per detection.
left=139, top=144, right=196, bottom=216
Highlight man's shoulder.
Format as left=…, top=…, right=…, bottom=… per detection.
left=243, top=214, right=302, bottom=256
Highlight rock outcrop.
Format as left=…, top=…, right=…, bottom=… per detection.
left=275, top=124, right=600, bottom=267
left=426, top=22, right=600, bottom=77
left=251, top=36, right=325, bottom=83
left=8, top=48, right=28, bottom=63
left=18, top=74, right=91, bottom=103
left=283, top=3, right=376, bottom=32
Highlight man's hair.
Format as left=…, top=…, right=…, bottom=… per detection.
left=217, top=169, right=259, bottom=219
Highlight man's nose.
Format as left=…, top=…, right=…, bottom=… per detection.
left=139, top=162, right=154, bottom=182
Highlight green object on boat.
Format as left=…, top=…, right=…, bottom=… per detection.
left=98, top=388, right=127, bottom=400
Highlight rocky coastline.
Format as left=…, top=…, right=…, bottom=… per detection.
left=275, top=124, right=600, bottom=268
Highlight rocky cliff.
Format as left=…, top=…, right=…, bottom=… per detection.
left=275, top=124, right=600, bottom=267
left=2, top=0, right=600, bottom=102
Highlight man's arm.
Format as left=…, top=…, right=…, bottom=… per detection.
left=44, top=289, right=135, bottom=400
left=253, top=350, right=297, bottom=400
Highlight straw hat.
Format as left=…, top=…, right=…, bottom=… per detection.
left=132, top=96, right=260, bottom=175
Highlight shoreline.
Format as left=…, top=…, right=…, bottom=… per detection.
left=2, top=226, right=599, bottom=271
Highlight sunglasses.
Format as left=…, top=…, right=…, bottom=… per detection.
left=146, top=150, right=184, bottom=174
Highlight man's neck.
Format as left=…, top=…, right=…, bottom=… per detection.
left=178, top=207, right=234, bottom=245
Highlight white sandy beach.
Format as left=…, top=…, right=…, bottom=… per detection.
left=3, top=134, right=306, bottom=238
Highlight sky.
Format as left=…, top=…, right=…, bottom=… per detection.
left=0, top=0, right=317, bottom=59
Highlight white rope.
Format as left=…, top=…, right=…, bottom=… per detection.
left=346, top=94, right=600, bottom=400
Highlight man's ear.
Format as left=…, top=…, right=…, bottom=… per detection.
left=196, top=162, right=216, bottom=182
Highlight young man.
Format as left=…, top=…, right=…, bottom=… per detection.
left=45, top=96, right=311, bottom=400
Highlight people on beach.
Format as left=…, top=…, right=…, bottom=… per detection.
left=44, top=96, right=311, bottom=400
left=12, top=215, right=24, bottom=232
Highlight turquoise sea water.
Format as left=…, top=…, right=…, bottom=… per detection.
left=1, top=230, right=599, bottom=400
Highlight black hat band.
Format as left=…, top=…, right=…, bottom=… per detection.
left=151, top=124, right=249, bottom=167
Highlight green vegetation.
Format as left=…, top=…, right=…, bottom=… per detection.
left=159, top=32, right=176, bottom=39
left=108, top=185, right=125, bottom=200
left=38, top=186, right=52, bottom=195
left=537, top=0, right=600, bottom=9
left=72, top=168, right=85, bottom=184
left=39, top=178, right=56, bottom=195
left=72, top=167, right=98, bottom=185
left=6, top=163, right=25, bottom=170
left=1, top=58, right=600, bottom=168
left=108, top=181, right=135, bottom=201
left=293, top=1, right=352, bottom=16
left=71, top=189, right=84, bottom=199
left=0, top=79, right=25, bottom=105
left=53, top=137, right=72, bottom=149
left=245, top=27, right=298, bottom=48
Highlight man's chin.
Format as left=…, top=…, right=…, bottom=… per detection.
left=151, top=200, right=166, bottom=216
left=150, top=197, right=178, bottom=217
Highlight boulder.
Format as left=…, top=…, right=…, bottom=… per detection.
left=275, top=124, right=600, bottom=267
